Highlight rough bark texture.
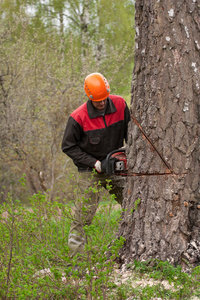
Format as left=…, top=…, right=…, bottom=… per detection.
left=118, top=0, right=200, bottom=267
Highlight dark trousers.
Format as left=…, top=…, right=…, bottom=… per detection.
left=68, top=172, right=125, bottom=257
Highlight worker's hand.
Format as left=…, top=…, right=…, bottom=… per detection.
left=102, top=157, right=118, bottom=175
left=94, top=160, right=101, bottom=173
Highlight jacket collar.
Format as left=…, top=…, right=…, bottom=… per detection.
left=87, top=97, right=117, bottom=119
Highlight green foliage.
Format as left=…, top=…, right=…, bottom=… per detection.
left=0, top=0, right=135, bottom=200
left=0, top=182, right=124, bottom=299
left=0, top=180, right=199, bottom=299
left=134, top=198, right=141, bottom=210
left=96, top=0, right=135, bottom=95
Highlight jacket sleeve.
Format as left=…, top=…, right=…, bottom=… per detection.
left=124, top=103, right=131, bottom=143
left=61, top=116, right=97, bottom=168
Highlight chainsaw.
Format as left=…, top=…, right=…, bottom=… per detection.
left=103, top=147, right=175, bottom=177
left=102, top=115, right=186, bottom=177
left=102, top=149, right=128, bottom=176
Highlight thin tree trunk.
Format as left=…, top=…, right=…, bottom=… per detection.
left=80, top=0, right=90, bottom=59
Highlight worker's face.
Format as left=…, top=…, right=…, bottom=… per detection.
left=92, top=99, right=107, bottom=111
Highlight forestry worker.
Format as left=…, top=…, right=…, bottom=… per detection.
left=61, top=72, right=130, bottom=257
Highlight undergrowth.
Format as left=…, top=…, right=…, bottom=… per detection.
left=0, top=181, right=199, bottom=299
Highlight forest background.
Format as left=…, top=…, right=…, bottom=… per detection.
left=0, top=0, right=135, bottom=203
left=1, top=2, right=200, bottom=299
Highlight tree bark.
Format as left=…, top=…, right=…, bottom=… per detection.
left=118, top=0, right=200, bottom=267
left=80, top=0, right=90, bottom=58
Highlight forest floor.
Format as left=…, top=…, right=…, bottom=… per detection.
left=111, top=263, right=200, bottom=300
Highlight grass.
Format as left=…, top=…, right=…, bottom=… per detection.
left=0, top=186, right=199, bottom=299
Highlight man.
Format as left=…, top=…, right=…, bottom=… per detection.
left=62, top=72, right=130, bottom=257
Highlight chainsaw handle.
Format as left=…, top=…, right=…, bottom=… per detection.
left=106, top=149, right=125, bottom=161
left=105, top=149, right=126, bottom=175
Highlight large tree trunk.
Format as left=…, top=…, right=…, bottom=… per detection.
left=118, top=0, right=200, bottom=267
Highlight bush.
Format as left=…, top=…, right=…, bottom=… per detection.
left=0, top=186, right=124, bottom=299
left=0, top=183, right=199, bottom=299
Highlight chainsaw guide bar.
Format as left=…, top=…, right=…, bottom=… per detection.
left=131, top=115, right=174, bottom=175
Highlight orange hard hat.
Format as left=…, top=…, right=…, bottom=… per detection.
left=84, top=73, right=110, bottom=101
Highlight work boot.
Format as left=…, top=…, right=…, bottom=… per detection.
left=68, top=232, right=86, bottom=257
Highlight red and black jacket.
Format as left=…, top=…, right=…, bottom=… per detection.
left=61, top=95, right=130, bottom=172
